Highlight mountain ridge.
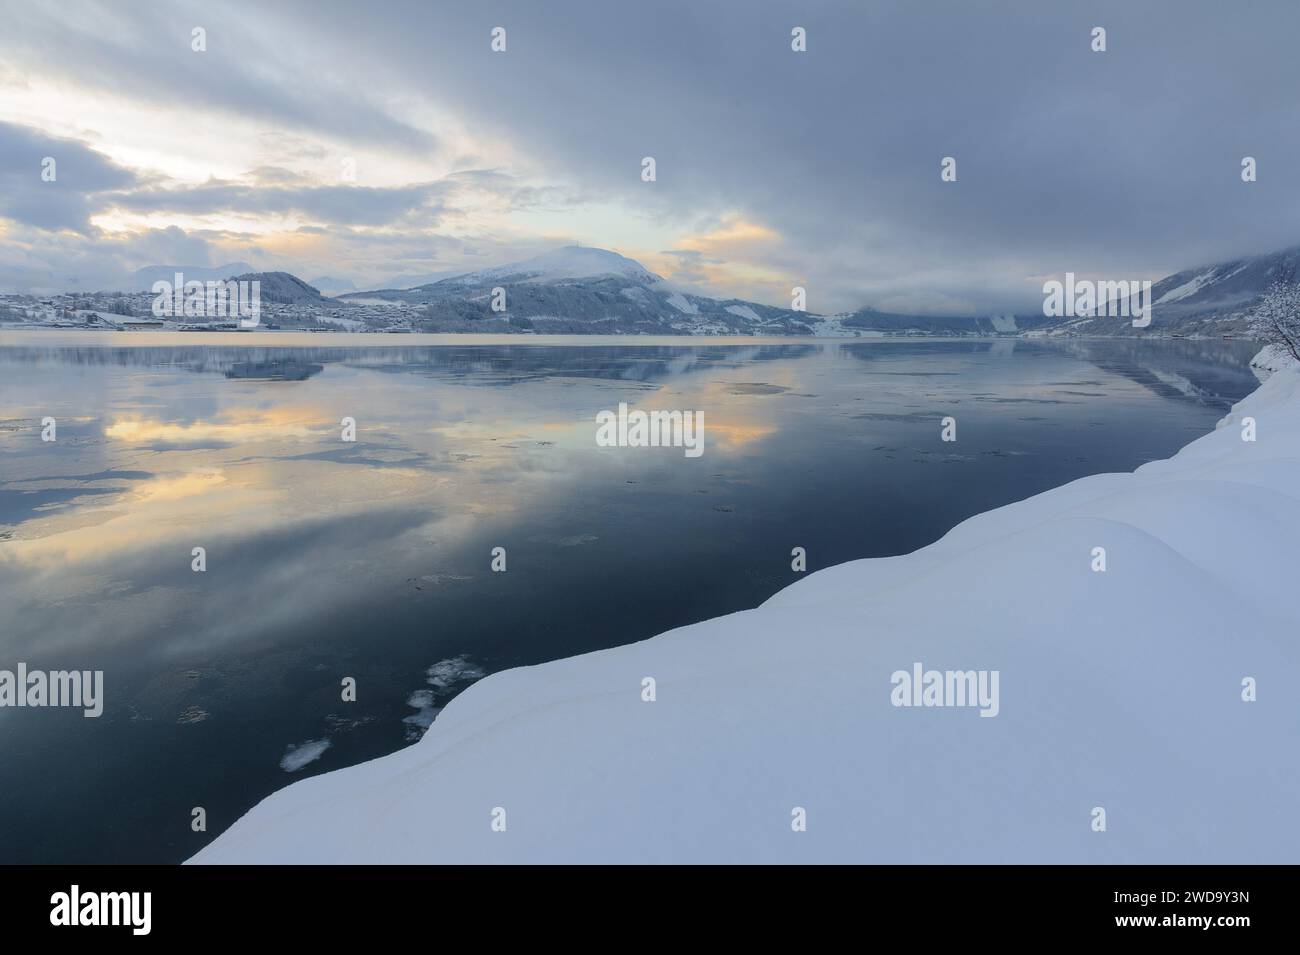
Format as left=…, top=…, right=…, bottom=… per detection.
left=338, top=246, right=815, bottom=335
left=116, top=241, right=1300, bottom=337
left=229, top=271, right=333, bottom=306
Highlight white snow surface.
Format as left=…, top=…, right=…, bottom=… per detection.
left=449, top=247, right=656, bottom=285
left=807, top=313, right=880, bottom=338
left=1251, top=344, right=1297, bottom=381
left=724, top=303, right=762, bottom=323
left=1154, top=267, right=1218, bottom=305
left=665, top=291, right=698, bottom=315
left=278, top=739, right=331, bottom=773
left=193, top=368, right=1300, bottom=863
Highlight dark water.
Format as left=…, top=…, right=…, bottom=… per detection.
left=0, top=333, right=1262, bottom=863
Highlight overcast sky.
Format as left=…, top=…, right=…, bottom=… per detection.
left=2, top=0, right=1300, bottom=312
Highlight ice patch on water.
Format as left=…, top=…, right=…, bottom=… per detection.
left=324, top=713, right=375, bottom=732
left=426, top=656, right=486, bottom=688
left=403, top=689, right=441, bottom=741
left=406, top=689, right=436, bottom=709
left=402, top=656, right=488, bottom=742
left=177, top=705, right=209, bottom=725
left=280, top=738, right=331, bottom=772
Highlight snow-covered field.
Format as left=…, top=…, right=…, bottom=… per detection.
left=191, top=351, right=1300, bottom=864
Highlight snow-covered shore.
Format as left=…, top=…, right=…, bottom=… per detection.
left=1250, top=342, right=1297, bottom=381
left=192, top=355, right=1300, bottom=864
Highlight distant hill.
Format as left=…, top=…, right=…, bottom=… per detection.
left=376, top=268, right=473, bottom=290
left=1045, top=245, right=1300, bottom=337
left=230, top=271, right=333, bottom=306
left=440, top=246, right=655, bottom=286
left=820, top=308, right=1057, bottom=337
left=121, top=242, right=1300, bottom=338
left=341, top=246, right=815, bottom=335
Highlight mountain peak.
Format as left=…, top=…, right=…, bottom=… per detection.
left=229, top=271, right=330, bottom=305
left=446, top=246, right=657, bottom=285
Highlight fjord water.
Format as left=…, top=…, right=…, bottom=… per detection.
left=0, top=333, right=1261, bottom=863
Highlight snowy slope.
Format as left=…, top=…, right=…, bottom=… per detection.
left=1055, top=244, right=1300, bottom=337
left=189, top=361, right=1300, bottom=862
left=1146, top=247, right=1300, bottom=315
left=1250, top=343, right=1297, bottom=381
left=445, top=246, right=657, bottom=285
left=228, top=271, right=332, bottom=305
left=338, top=247, right=815, bottom=335
left=192, top=366, right=1300, bottom=865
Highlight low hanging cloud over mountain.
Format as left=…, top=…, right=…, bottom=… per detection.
left=3, top=0, right=1300, bottom=309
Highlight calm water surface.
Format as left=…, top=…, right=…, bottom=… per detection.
left=0, top=332, right=1262, bottom=862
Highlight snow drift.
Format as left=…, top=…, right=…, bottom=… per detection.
left=192, top=362, right=1300, bottom=864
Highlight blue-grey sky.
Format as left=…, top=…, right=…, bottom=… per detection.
left=2, top=0, right=1299, bottom=312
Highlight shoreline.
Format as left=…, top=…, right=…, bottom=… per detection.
left=190, top=348, right=1299, bottom=864
left=0, top=326, right=1271, bottom=348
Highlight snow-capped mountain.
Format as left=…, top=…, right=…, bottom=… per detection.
left=443, top=246, right=657, bottom=285
left=113, top=242, right=1300, bottom=338
left=1047, top=245, right=1300, bottom=337
left=340, top=246, right=815, bottom=335
left=229, top=271, right=333, bottom=305
left=1151, top=245, right=1300, bottom=316
left=376, top=268, right=466, bottom=290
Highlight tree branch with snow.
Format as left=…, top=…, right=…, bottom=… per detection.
left=1250, top=280, right=1300, bottom=364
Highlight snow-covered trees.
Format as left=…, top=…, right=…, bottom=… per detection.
left=1250, top=280, right=1300, bottom=363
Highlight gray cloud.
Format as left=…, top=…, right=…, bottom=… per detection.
left=109, top=179, right=453, bottom=227
left=257, top=0, right=1300, bottom=311
left=0, top=1, right=437, bottom=153
left=0, top=121, right=138, bottom=232
left=5, top=0, right=1300, bottom=311
left=658, top=249, right=713, bottom=286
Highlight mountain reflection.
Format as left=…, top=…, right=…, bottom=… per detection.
left=0, top=338, right=819, bottom=386
left=226, top=360, right=323, bottom=381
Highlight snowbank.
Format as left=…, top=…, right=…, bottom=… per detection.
left=192, top=368, right=1300, bottom=864
left=1250, top=343, right=1297, bottom=382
